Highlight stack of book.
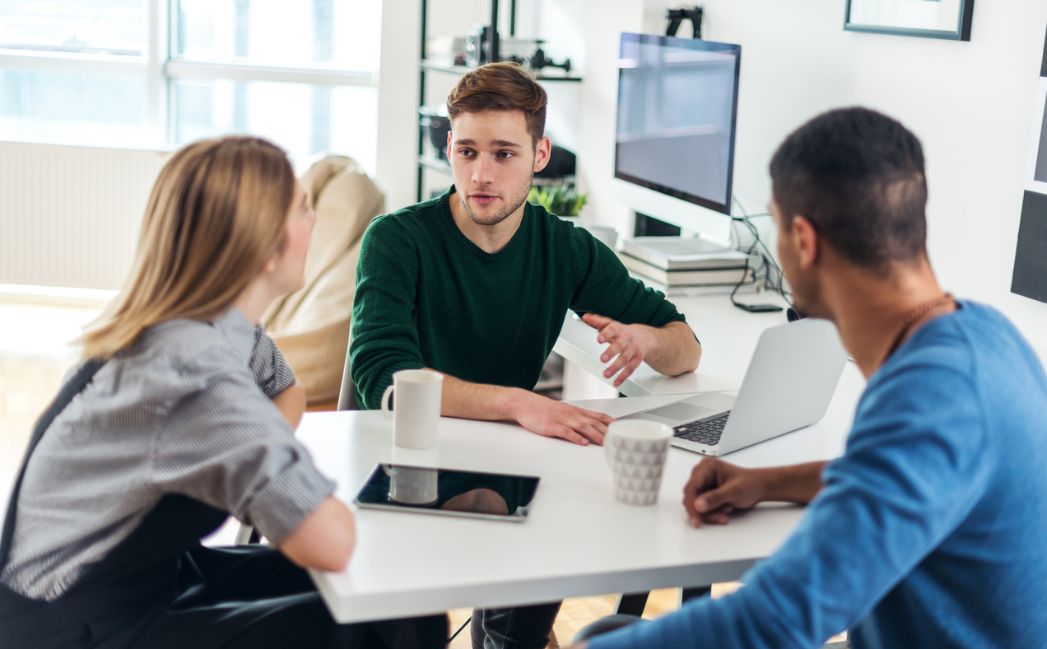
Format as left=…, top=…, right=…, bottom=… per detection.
left=617, top=237, right=756, bottom=296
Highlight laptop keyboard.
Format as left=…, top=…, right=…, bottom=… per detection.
left=673, top=411, right=731, bottom=446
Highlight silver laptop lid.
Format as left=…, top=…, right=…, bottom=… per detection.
left=715, top=318, right=848, bottom=455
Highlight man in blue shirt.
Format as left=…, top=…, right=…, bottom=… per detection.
left=576, top=107, right=1047, bottom=648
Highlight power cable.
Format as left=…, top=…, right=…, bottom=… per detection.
left=728, top=195, right=793, bottom=309
left=448, top=616, right=471, bottom=643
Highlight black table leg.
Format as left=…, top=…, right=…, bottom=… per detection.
left=612, top=592, right=650, bottom=616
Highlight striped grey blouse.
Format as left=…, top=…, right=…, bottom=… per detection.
left=1, top=308, right=335, bottom=601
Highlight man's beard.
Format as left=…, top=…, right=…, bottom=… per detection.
left=460, top=170, right=534, bottom=227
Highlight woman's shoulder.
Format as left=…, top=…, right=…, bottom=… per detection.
left=130, top=309, right=256, bottom=381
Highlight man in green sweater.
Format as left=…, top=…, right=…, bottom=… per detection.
left=351, top=62, right=700, bottom=442
left=350, top=62, right=702, bottom=649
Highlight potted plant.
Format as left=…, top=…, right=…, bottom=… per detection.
left=527, top=183, right=588, bottom=218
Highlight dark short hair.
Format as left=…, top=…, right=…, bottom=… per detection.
left=770, top=107, right=928, bottom=272
left=446, top=62, right=547, bottom=147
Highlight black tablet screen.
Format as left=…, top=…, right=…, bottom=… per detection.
left=354, top=464, right=540, bottom=522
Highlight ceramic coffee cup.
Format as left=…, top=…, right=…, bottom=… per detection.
left=604, top=420, right=672, bottom=506
left=381, top=369, right=443, bottom=449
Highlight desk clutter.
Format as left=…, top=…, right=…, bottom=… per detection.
left=617, top=237, right=757, bottom=296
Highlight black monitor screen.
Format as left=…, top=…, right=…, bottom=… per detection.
left=614, top=33, right=741, bottom=214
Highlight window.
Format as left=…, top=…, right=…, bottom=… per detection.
left=0, top=0, right=380, bottom=171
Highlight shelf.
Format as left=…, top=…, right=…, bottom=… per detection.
left=418, top=156, right=574, bottom=186
left=416, top=0, right=582, bottom=202
left=420, top=61, right=582, bottom=82
left=418, top=155, right=453, bottom=174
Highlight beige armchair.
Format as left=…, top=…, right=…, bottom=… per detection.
left=263, top=155, right=385, bottom=406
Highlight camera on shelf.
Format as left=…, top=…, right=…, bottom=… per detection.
left=464, top=25, right=571, bottom=75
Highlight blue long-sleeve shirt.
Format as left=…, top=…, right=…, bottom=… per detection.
left=590, top=301, right=1047, bottom=649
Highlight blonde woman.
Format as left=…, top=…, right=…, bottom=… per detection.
left=0, top=137, right=447, bottom=649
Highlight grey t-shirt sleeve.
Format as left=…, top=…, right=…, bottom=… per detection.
left=250, top=326, right=297, bottom=398
left=151, top=355, right=334, bottom=545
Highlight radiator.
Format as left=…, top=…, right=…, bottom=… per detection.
left=0, top=141, right=169, bottom=290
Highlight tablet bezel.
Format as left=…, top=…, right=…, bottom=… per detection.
left=353, top=463, right=541, bottom=523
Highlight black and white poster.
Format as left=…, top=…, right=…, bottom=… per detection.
left=1011, top=24, right=1047, bottom=303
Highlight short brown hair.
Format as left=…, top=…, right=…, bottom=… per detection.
left=446, top=62, right=547, bottom=147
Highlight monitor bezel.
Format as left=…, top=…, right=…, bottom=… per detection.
left=613, top=32, right=742, bottom=216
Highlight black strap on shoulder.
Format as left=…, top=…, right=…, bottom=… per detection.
left=0, top=360, right=105, bottom=565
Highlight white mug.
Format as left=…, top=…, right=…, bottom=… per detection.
left=604, top=420, right=672, bottom=506
left=382, top=369, right=443, bottom=449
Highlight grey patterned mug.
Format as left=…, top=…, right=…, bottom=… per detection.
left=604, top=420, right=672, bottom=506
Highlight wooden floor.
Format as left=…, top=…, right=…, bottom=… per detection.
left=0, top=298, right=102, bottom=516
left=448, top=585, right=746, bottom=648
left=0, top=297, right=846, bottom=647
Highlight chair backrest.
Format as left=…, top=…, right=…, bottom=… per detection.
left=337, top=339, right=359, bottom=410
left=263, top=155, right=384, bottom=405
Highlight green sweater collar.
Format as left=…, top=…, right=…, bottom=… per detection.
left=440, top=186, right=532, bottom=262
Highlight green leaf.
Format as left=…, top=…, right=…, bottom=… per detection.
left=528, top=183, right=588, bottom=216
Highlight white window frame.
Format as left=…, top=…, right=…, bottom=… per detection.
left=0, top=0, right=379, bottom=148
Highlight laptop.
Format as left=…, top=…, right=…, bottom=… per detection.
left=620, top=318, right=848, bottom=456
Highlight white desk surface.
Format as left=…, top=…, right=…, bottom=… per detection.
left=305, top=294, right=868, bottom=624
left=554, top=293, right=866, bottom=396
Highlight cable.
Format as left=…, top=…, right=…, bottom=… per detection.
left=448, top=616, right=471, bottom=643
left=728, top=195, right=793, bottom=309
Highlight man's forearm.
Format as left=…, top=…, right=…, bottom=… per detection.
left=643, top=320, right=702, bottom=376
left=425, top=368, right=526, bottom=421
left=757, top=461, right=827, bottom=505
left=423, top=368, right=613, bottom=446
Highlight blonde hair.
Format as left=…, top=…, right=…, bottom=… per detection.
left=81, top=136, right=296, bottom=360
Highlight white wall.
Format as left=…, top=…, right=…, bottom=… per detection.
left=375, top=0, right=423, bottom=213
left=573, top=0, right=1047, bottom=356
left=577, top=0, right=645, bottom=230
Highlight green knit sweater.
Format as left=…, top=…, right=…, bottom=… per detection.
left=349, top=187, right=688, bottom=409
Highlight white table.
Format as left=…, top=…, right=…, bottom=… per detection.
left=303, top=294, right=866, bottom=624
left=554, top=293, right=867, bottom=397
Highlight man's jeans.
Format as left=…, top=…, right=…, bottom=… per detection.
left=470, top=601, right=562, bottom=649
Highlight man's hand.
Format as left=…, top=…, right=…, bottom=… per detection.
left=580, top=314, right=701, bottom=386
left=427, top=371, right=615, bottom=445
left=683, top=458, right=769, bottom=527
left=507, top=389, right=614, bottom=446
left=683, top=458, right=828, bottom=527
left=581, top=313, right=656, bottom=387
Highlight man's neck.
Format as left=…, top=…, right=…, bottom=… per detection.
left=449, top=191, right=525, bottom=254
left=823, top=256, right=953, bottom=378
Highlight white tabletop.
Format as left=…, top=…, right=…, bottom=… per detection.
left=304, top=295, right=866, bottom=623
left=554, top=293, right=866, bottom=396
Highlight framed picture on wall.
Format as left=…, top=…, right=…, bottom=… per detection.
left=1026, top=77, right=1047, bottom=197
left=1010, top=29, right=1047, bottom=305
left=844, top=0, right=975, bottom=41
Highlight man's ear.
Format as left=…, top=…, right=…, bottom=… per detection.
left=446, top=129, right=453, bottom=150
left=791, top=215, right=819, bottom=269
left=533, top=136, right=551, bottom=173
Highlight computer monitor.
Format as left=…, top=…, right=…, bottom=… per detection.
left=613, top=33, right=741, bottom=244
